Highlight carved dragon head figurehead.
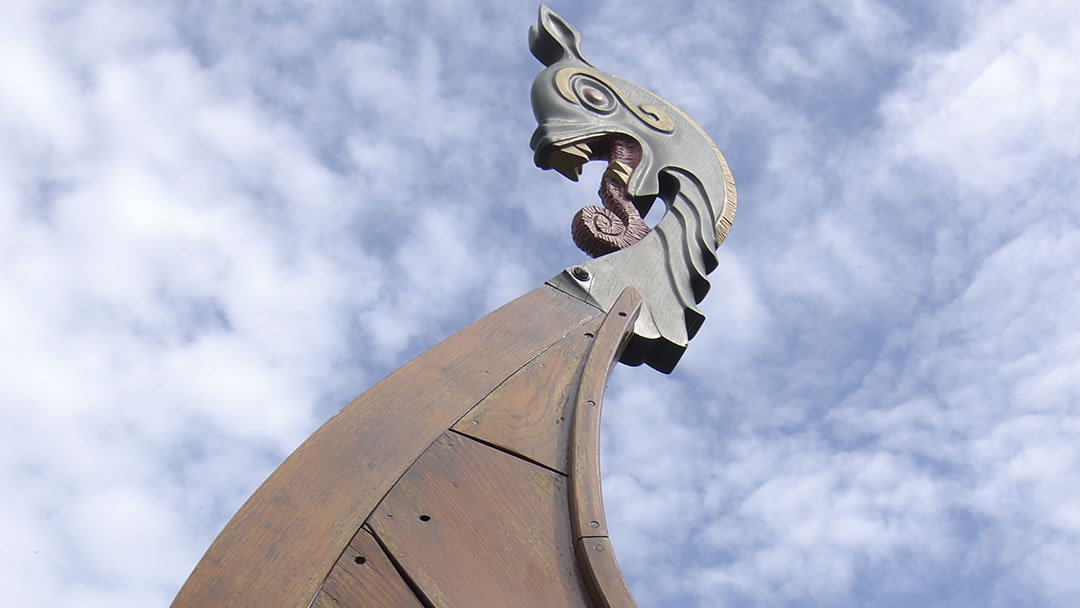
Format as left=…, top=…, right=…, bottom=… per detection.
left=529, top=5, right=738, bottom=373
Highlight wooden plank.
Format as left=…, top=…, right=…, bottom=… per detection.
left=313, top=528, right=424, bottom=608
left=172, top=285, right=600, bottom=608
left=452, top=316, right=602, bottom=474
left=368, top=432, right=592, bottom=608
left=309, top=591, right=339, bottom=608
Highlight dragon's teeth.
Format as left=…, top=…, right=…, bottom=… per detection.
left=547, top=143, right=592, bottom=181
left=550, top=154, right=581, bottom=181
left=562, top=145, right=590, bottom=162
left=571, top=142, right=593, bottom=157
left=553, top=166, right=580, bottom=182
left=604, top=160, right=632, bottom=185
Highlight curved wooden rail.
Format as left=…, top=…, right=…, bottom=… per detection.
left=569, top=287, right=642, bottom=608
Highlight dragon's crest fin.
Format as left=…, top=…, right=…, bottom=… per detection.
left=529, top=5, right=590, bottom=67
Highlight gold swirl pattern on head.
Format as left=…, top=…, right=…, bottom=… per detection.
left=554, top=67, right=675, bottom=133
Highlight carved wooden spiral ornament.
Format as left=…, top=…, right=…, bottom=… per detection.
left=571, top=136, right=650, bottom=257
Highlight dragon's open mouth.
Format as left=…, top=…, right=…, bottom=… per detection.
left=540, top=134, right=640, bottom=185
left=538, top=134, right=650, bottom=257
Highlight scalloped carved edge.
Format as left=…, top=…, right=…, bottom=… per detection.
left=569, top=287, right=642, bottom=608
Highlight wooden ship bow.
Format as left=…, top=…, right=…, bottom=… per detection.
left=172, top=5, right=737, bottom=607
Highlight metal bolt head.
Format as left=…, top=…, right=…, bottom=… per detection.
left=571, top=265, right=590, bottom=281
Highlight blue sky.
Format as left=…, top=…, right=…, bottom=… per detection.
left=2, top=1, right=1078, bottom=606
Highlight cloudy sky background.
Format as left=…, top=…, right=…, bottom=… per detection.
left=2, top=0, right=1078, bottom=606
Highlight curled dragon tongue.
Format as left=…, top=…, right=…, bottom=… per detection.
left=546, top=134, right=649, bottom=257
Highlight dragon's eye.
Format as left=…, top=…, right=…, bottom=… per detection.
left=571, top=76, right=617, bottom=114
left=582, top=86, right=606, bottom=105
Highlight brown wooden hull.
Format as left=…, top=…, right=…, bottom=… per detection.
left=173, top=285, right=641, bottom=607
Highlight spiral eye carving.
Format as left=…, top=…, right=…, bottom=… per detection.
left=572, top=76, right=617, bottom=114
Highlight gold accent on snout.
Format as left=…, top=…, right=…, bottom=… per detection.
left=554, top=67, right=675, bottom=133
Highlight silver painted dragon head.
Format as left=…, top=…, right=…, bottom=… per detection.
left=529, top=5, right=737, bottom=373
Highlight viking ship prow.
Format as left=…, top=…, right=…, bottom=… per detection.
left=172, top=6, right=735, bottom=606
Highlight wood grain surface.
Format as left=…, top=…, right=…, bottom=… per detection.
left=452, top=316, right=602, bottom=474
left=172, top=285, right=600, bottom=608
left=310, top=527, right=424, bottom=607
left=367, top=431, right=593, bottom=608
